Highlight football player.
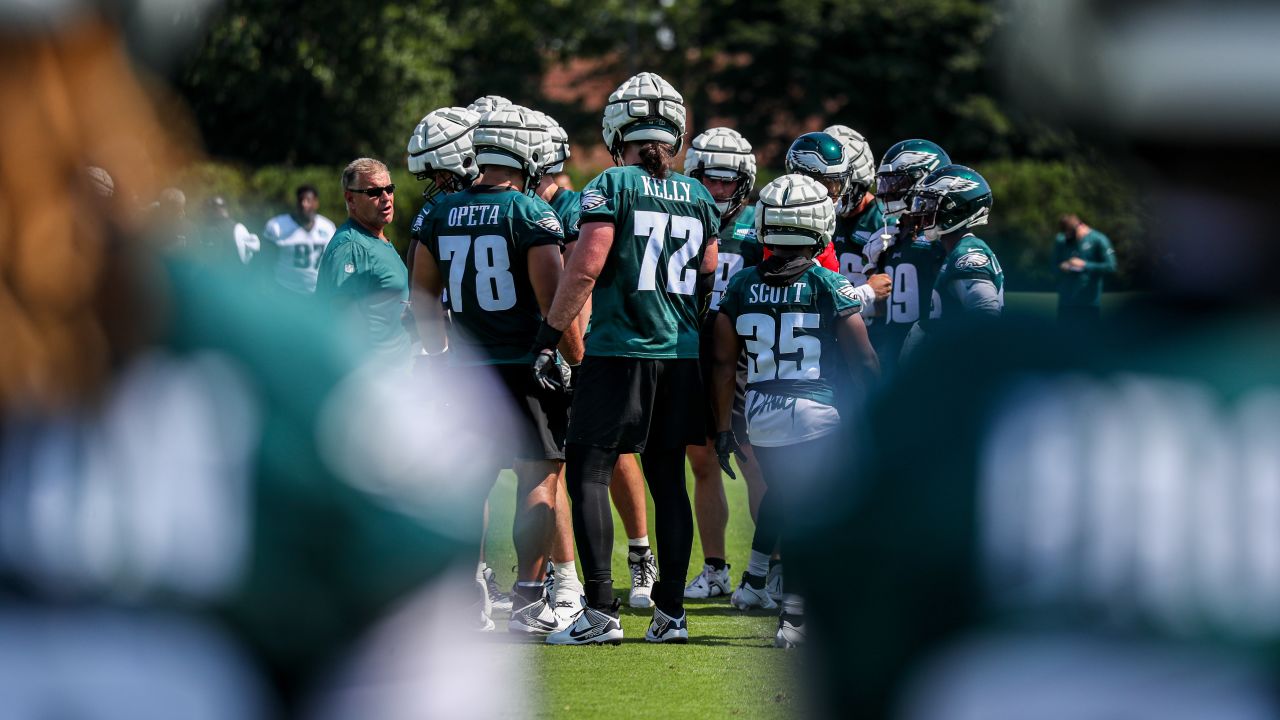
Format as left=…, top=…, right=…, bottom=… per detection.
left=532, top=72, right=719, bottom=644
left=259, top=185, right=337, bottom=294
left=714, top=174, right=879, bottom=647
left=406, top=105, right=518, bottom=616
left=898, top=164, right=1002, bottom=362
left=412, top=105, right=585, bottom=636
left=865, top=139, right=954, bottom=377
left=784, top=132, right=893, bottom=314
left=681, top=126, right=768, bottom=600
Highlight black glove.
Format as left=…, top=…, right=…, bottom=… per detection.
left=530, top=321, right=566, bottom=393
left=714, top=430, right=739, bottom=479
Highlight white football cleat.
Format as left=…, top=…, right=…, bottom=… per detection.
left=684, top=563, right=732, bottom=599
left=473, top=577, right=495, bottom=632
left=628, top=549, right=657, bottom=608
left=730, top=574, right=778, bottom=611
left=765, top=562, right=784, bottom=602
left=482, top=566, right=513, bottom=612
left=545, top=600, right=624, bottom=646
left=644, top=605, right=689, bottom=644
left=775, top=612, right=804, bottom=649
left=508, top=594, right=569, bottom=636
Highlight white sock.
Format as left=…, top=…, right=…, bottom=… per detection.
left=747, top=550, right=770, bottom=578
left=781, top=594, right=804, bottom=616
left=553, top=562, right=583, bottom=596
left=628, top=535, right=649, bottom=548
left=476, top=561, right=487, bottom=581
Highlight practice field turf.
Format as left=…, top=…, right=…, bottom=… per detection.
left=483, top=461, right=797, bottom=719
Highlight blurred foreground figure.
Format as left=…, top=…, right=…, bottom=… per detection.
left=797, top=1, right=1280, bottom=718
left=0, top=5, right=505, bottom=718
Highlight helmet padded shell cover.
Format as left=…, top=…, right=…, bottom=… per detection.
left=473, top=105, right=552, bottom=176
left=755, top=174, right=837, bottom=247
left=602, top=72, right=686, bottom=152
left=406, top=106, right=480, bottom=182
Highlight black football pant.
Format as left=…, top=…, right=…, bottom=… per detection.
left=565, top=443, right=692, bottom=617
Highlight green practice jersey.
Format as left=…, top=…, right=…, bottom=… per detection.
left=871, top=236, right=946, bottom=371
left=1054, top=228, right=1117, bottom=308
left=710, top=204, right=762, bottom=311
left=718, top=263, right=862, bottom=407
left=832, top=202, right=896, bottom=286
left=578, top=165, right=720, bottom=358
left=315, top=219, right=412, bottom=362
left=798, top=310, right=1280, bottom=718
left=420, top=185, right=564, bottom=364
left=934, top=233, right=1004, bottom=322
left=548, top=187, right=582, bottom=245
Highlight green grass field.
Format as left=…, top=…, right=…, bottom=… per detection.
left=482, top=461, right=796, bottom=719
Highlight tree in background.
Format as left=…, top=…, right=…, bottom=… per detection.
left=177, top=0, right=455, bottom=164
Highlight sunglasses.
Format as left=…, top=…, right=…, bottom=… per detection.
left=347, top=184, right=396, bottom=198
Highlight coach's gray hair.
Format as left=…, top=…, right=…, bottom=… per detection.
left=341, top=157, right=389, bottom=190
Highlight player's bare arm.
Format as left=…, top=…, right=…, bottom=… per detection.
left=528, top=243, right=584, bottom=364
left=545, top=220, right=613, bottom=333
left=836, top=311, right=880, bottom=387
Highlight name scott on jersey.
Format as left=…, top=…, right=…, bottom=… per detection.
left=747, top=282, right=808, bottom=304
left=446, top=204, right=501, bottom=227
left=639, top=176, right=695, bottom=203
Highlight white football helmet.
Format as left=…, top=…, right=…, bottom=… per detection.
left=473, top=104, right=552, bottom=187
left=683, top=127, right=757, bottom=220
left=467, top=95, right=511, bottom=115
left=407, top=106, right=480, bottom=200
left=601, top=72, right=686, bottom=162
left=754, top=174, right=837, bottom=248
left=535, top=111, right=570, bottom=173
left=823, top=124, right=876, bottom=202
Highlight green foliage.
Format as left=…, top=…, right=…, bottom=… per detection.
left=178, top=0, right=455, bottom=164
left=975, top=157, right=1150, bottom=291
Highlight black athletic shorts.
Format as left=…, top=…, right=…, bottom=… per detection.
left=446, top=363, right=569, bottom=465
left=567, top=356, right=705, bottom=452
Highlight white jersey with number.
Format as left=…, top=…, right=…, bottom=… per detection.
left=263, top=213, right=336, bottom=294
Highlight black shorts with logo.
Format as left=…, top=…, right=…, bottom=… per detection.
left=567, top=356, right=705, bottom=452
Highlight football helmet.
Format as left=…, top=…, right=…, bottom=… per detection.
left=537, top=111, right=571, bottom=173
left=683, top=127, right=756, bottom=220
left=473, top=104, right=552, bottom=188
left=822, top=124, right=876, bottom=207
left=754, top=174, right=836, bottom=248
left=875, top=139, right=951, bottom=216
left=901, top=164, right=992, bottom=242
left=601, top=72, right=686, bottom=163
left=784, top=132, right=854, bottom=208
left=467, top=95, right=511, bottom=115
left=406, top=106, right=481, bottom=200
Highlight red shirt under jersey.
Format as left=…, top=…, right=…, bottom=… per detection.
left=762, top=242, right=839, bottom=272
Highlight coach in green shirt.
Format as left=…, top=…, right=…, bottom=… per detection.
left=316, top=158, right=412, bottom=364
left=1053, top=213, right=1116, bottom=323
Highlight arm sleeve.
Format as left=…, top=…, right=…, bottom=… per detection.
left=849, top=282, right=877, bottom=315
left=1084, top=234, right=1117, bottom=274
left=950, top=278, right=1002, bottom=317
